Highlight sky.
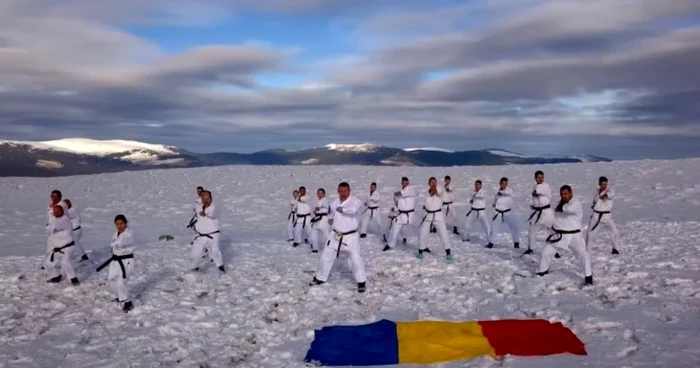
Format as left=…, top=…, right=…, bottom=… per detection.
left=1, top=0, right=699, bottom=159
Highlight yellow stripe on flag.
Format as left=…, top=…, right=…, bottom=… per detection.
left=396, top=321, right=496, bottom=364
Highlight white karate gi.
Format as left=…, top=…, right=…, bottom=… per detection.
left=310, top=197, right=331, bottom=251
left=294, top=194, right=312, bottom=244
left=360, top=190, right=384, bottom=236
left=462, top=188, right=491, bottom=241
left=488, top=187, right=520, bottom=246
left=46, top=201, right=68, bottom=253
left=585, top=187, right=620, bottom=252
left=527, top=182, right=554, bottom=249
left=190, top=203, right=224, bottom=269
left=419, top=194, right=450, bottom=250
left=387, top=186, right=418, bottom=249
left=44, top=215, right=77, bottom=280
left=108, top=228, right=136, bottom=302
left=66, top=206, right=88, bottom=258
left=441, top=183, right=458, bottom=231
left=538, top=197, right=592, bottom=278
left=286, top=199, right=297, bottom=240
left=188, top=197, right=203, bottom=232
left=315, top=195, right=366, bottom=283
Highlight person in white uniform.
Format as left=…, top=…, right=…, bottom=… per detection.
left=96, top=214, right=136, bottom=313
left=585, top=176, right=620, bottom=255
left=417, top=177, right=453, bottom=260
left=536, top=185, right=593, bottom=286
left=310, top=182, right=367, bottom=293
left=309, top=188, right=331, bottom=253
left=187, top=186, right=205, bottom=231
left=462, top=180, right=491, bottom=243
left=523, top=170, right=558, bottom=258
left=440, top=175, right=459, bottom=235
left=63, top=199, right=89, bottom=261
left=190, top=191, right=225, bottom=273
left=293, top=187, right=312, bottom=247
left=360, top=182, right=384, bottom=239
left=485, top=177, right=520, bottom=249
left=44, top=204, right=80, bottom=285
left=286, top=189, right=299, bottom=242
left=383, top=177, right=418, bottom=251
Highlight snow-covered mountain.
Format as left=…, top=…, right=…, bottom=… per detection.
left=0, top=138, right=612, bottom=177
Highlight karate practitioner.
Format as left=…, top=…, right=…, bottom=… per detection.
left=104, top=214, right=136, bottom=313
left=536, top=185, right=593, bottom=286
left=43, top=190, right=68, bottom=269
left=293, top=187, right=312, bottom=247
left=310, top=182, right=367, bottom=293
left=286, top=189, right=299, bottom=242
left=383, top=177, right=417, bottom=251
left=383, top=199, right=399, bottom=244
left=439, top=175, right=459, bottom=235
left=417, top=177, right=453, bottom=260
left=585, top=176, right=620, bottom=255
left=187, top=186, right=204, bottom=231
left=44, top=204, right=79, bottom=285
left=190, top=191, right=225, bottom=273
left=485, top=178, right=520, bottom=249
left=523, top=170, right=558, bottom=257
left=360, top=182, right=384, bottom=238
left=462, top=180, right=491, bottom=243
left=309, top=188, right=331, bottom=253
left=63, top=199, right=89, bottom=260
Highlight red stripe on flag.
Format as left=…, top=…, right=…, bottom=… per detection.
left=478, top=319, right=587, bottom=357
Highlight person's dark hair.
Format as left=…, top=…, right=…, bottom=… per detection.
left=445, top=175, right=451, bottom=180
left=475, top=180, right=482, bottom=185
left=299, top=186, right=306, bottom=190
left=370, top=182, right=377, bottom=186
left=202, top=190, right=212, bottom=198
left=535, top=170, right=544, bottom=177
left=338, top=182, right=350, bottom=189
left=196, top=186, right=203, bottom=190
left=318, top=188, right=326, bottom=194
left=428, top=177, right=437, bottom=183
left=114, top=214, right=128, bottom=223
left=51, top=190, right=62, bottom=197
left=500, top=177, right=508, bottom=183
left=599, top=176, right=608, bottom=184
left=560, top=185, right=572, bottom=193
left=401, top=177, right=409, bottom=182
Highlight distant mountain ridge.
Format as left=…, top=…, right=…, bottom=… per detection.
left=0, top=138, right=612, bottom=177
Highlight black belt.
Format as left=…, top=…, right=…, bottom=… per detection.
left=311, top=213, right=328, bottom=223
left=395, top=209, right=414, bottom=223
left=528, top=204, right=551, bottom=225
left=96, top=253, right=134, bottom=278
left=546, top=228, right=581, bottom=243
left=466, top=207, right=485, bottom=219
left=193, top=230, right=220, bottom=242
left=367, top=206, right=379, bottom=218
left=333, top=230, right=358, bottom=258
left=590, top=210, right=611, bottom=231
left=420, top=208, right=441, bottom=226
left=493, top=209, right=511, bottom=222
left=50, top=241, right=75, bottom=262
left=288, top=210, right=296, bottom=221
left=187, top=214, right=197, bottom=229
left=73, top=226, right=82, bottom=231
left=442, top=202, right=452, bottom=216
left=295, top=214, right=309, bottom=228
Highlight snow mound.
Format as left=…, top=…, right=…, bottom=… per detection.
left=325, top=143, right=381, bottom=152
left=0, top=138, right=178, bottom=156
left=486, top=149, right=526, bottom=157
left=404, top=147, right=455, bottom=153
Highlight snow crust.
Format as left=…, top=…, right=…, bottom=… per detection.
left=0, top=138, right=178, bottom=156
left=324, top=143, right=381, bottom=152
left=0, top=159, right=699, bottom=367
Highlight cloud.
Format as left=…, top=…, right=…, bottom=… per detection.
left=0, top=0, right=699, bottom=159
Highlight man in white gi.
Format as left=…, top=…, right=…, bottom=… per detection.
left=286, top=189, right=299, bottom=242
left=440, top=175, right=459, bottom=235
left=360, top=182, right=384, bottom=239
left=417, top=177, right=453, bottom=260
left=485, top=177, right=520, bottom=249
left=309, top=188, right=331, bottom=253
left=523, top=170, right=558, bottom=258
left=293, top=186, right=312, bottom=247
left=383, top=177, right=417, bottom=251
left=536, top=185, right=593, bottom=286
left=64, top=199, right=89, bottom=261
left=190, top=191, right=225, bottom=273
left=96, top=214, right=136, bottom=313
left=462, top=180, right=491, bottom=243
left=310, top=182, right=367, bottom=293
left=187, top=186, right=205, bottom=231
left=585, top=176, right=620, bottom=255
left=45, top=204, right=80, bottom=285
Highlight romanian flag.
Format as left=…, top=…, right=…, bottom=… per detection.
left=304, top=319, right=587, bottom=366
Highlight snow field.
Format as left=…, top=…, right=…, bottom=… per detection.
left=0, top=159, right=699, bottom=367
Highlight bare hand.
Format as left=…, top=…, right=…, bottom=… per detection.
left=393, top=191, right=401, bottom=197
left=328, top=219, right=334, bottom=226
left=200, top=211, right=206, bottom=216
left=335, top=207, right=343, bottom=213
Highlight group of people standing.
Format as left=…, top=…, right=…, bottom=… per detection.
left=286, top=171, right=621, bottom=292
